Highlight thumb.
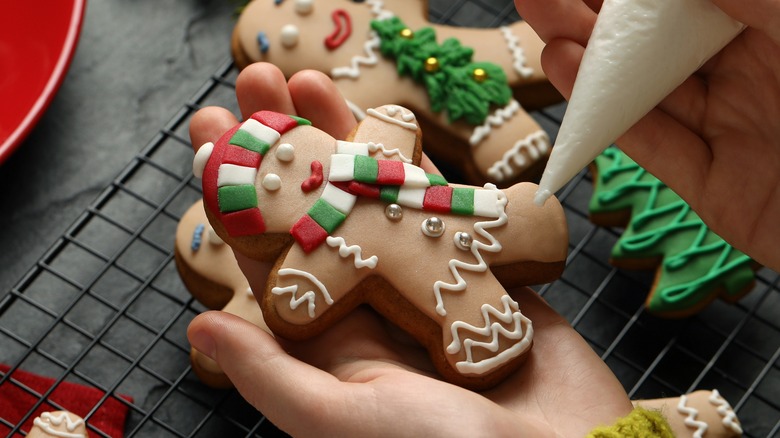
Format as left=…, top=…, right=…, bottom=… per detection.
left=187, top=311, right=349, bottom=436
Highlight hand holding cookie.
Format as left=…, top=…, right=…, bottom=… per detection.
left=187, top=63, right=633, bottom=436
left=516, top=0, right=780, bottom=271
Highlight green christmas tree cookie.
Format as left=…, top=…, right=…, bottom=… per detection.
left=589, top=147, right=758, bottom=317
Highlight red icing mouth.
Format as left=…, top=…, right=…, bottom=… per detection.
left=301, top=160, right=324, bottom=192
left=324, top=9, right=351, bottom=50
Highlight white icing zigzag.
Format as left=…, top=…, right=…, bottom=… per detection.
left=326, top=236, right=379, bottom=269
left=447, top=295, right=533, bottom=374
left=272, top=268, right=334, bottom=318
left=470, top=99, right=521, bottom=146
left=367, top=142, right=413, bottom=163
left=367, top=106, right=418, bottom=131
left=500, top=26, right=534, bottom=78
left=678, top=394, right=709, bottom=438
left=709, top=389, right=743, bottom=435
left=331, top=32, right=381, bottom=79
left=487, top=129, right=550, bottom=182
left=433, top=184, right=507, bottom=316
left=33, top=412, right=86, bottom=438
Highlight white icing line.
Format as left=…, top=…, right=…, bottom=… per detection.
left=678, top=394, right=709, bottom=438
left=33, top=412, right=86, bottom=438
left=500, top=26, right=534, bottom=78
left=366, top=107, right=419, bottom=131
left=367, top=142, right=413, bottom=163
left=367, top=0, right=394, bottom=21
left=448, top=295, right=534, bottom=375
left=272, top=268, right=334, bottom=318
left=486, top=129, right=550, bottom=182
left=709, top=389, right=743, bottom=435
left=326, top=236, right=379, bottom=269
left=470, top=99, right=521, bottom=146
left=346, top=99, right=367, bottom=121
left=331, top=31, right=381, bottom=79
left=433, top=184, right=507, bottom=316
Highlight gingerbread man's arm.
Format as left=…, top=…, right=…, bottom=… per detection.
left=348, top=104, right=423, bottom=166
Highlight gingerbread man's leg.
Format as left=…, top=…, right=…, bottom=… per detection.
left=175, top=200, right=269, bottom=388
left=633, top=390, right=743, bottom=438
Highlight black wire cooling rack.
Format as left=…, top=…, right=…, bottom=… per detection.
left=1, top=1, right=779, bottom=436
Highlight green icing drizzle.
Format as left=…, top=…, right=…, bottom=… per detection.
left=589, top=147, right=755, bottom=314
left=371, top=17, right=512, bottom=125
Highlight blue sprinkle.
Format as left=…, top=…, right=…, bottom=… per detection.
left=191, top=223, right=205, bottom=251
left=257, top=31, right=270, bottom=54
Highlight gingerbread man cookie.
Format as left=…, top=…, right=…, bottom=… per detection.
left=174, top=200, right=269, bottom=388
left=192, top=104, right=568, bottom=389
left=231, top=0, right=561, bottom=186
left=589, top=147, right=759, bottom=317
left=634, top=390, right=743, bottom=438
left=28, top=411, right=89, bottom=438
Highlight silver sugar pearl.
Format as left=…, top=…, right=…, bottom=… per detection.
left=455, top=232, right=473, bottom=250
left=385, top=203, right=403, bottom=221
left=422, top=217, right=445, bottom=237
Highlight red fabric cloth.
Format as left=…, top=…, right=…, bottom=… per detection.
left=0, top=364, right=131, bottom=437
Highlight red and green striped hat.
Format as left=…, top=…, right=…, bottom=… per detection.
left=200, top=111, right=311, bottom=237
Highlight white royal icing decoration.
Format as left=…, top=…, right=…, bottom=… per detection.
left=295, top=0, right=314, bottom=15
left=500, top=26, right=534, bottom=78
left=366, top=106, right=418, bottom=131
left=275, top=143, right=295, bottom=162
left=272, top=268, right=334, bottom=318
left=678, top=394, right=709, bottom=438
left=367, top=142, right=413, bottom=163
left=280, top=24, right=300, bottom=48
left=447, top=295, right=533, bottom=375
left=330, top=1, right=393, bottom=78
left=709, top=389, right=743, bottom=435
left=487, top=129, right=550, bottom=182
left=326, top=236, right=379, bottom=269
left=262, top=173, right=282, bottom=191
left=433, top=184, right=507, bottom=316
left=33, top=412, right=86, bottom=438
left=470, top=99, right=521, bottom=146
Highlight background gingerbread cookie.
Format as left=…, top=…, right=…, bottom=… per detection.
left=588, top=147, right=759, bottom=317
left=231, top=0, right=562, bottom=186
left=174, top=200, right=270, bottom=388
left=28, top=411, right=89, bottom=438
left=192, top=104, right=568, bottom=389
left=634, top=390, right=742, bottom=438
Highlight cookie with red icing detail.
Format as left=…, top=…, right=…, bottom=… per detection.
left=193, top=104, right=568, bottom=389
left=231, top=0, right=562, bottom=186
left=174, top=200, right=269, bottom=388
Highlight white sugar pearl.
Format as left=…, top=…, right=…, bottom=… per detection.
left=280, top=24, right=300, bottom=48
left=262, top=173, right=282, bottom=191
left=295, top=0, right=314, bottom=15
left=275, top=143, right=295, bottom=162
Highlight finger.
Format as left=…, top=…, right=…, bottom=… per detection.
left=188, top=311, right=356, bottom=436
left=514, top=0, right=598, bottom=46
left=189, top=106, right=239, bottom=152
left=236, top=62, right=297, bottom=119
left=710, top=0, right=780, bottom=44
left=288, top=69, right=357, bottom=140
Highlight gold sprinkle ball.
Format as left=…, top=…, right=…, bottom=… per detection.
left=472, top=68, right=488, bottom=82
left=424, top=57, right=440, bottom=73
left=399, top=28, right=414, bottom=39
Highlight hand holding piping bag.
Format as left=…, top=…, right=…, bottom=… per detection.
left=517, top=0, right=780, bottom=271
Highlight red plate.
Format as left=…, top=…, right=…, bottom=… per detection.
left=0, top=0, right=85, bottom=165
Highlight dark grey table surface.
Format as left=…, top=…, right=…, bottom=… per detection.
left=0, top=0, right=237, bottom=294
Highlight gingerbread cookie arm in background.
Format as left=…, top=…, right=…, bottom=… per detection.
left=28, top=411, right=89, bottom=438
left=633, top=390, right=743, bottom=438
left=174, top=200, right=269, bottom=388
left=194, top=104, right=568, bottom=389
left=231, top=0, right=562, bottom=186
left=588, top=147, right=760, bottom=318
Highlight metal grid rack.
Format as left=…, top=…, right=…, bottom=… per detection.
left=1, top=1, right=779, bottom=436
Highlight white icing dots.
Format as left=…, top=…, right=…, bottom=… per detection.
left=262, top=173, right=282, bottom=191
left=295, top=0, right=313, bottom=15
left=275, top=143, right=295, bottom=162
left=193, top=142, right=214, bottom=178
left=280, top=24, right=300, bottom=48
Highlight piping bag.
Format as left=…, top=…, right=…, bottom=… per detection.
left=533, top=0, right=745, bottom=206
